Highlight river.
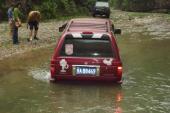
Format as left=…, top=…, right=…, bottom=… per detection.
left=0, top=30, right=169, bottom=113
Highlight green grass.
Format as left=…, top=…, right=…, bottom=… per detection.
left=164, top=14, right=170, bottom=21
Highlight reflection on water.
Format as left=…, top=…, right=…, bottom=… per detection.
left=28, top=67, right=123, bottom=113
left=48, top=81, right=123, bottom=113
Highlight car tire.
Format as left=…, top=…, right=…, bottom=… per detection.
left=50, top=77, right=56, bottom=83
left=116, top=80, right=122, bottom=85
left=106, top=14, right=110, bottom=18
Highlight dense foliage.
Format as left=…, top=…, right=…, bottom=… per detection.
left=0, top=0, right=96, bottom=20
left=0, top=0, right=5, bottom=20
left=0, top=0, right=170, bottom=21
left=34, top=0, right=96, bottom=19
left=114, top=0, right=170, bottom=11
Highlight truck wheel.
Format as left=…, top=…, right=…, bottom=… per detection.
left=106, top=14, right=110, bottom=18
left=50, top=77, right=56, bottom=83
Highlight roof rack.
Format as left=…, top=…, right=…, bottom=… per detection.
left=68, top=19, right=109, bottom=32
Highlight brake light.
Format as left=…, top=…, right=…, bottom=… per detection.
left=118, top=66, right=122, bottom=70
left=82, top=31, right=93, bottom=34
left=51, top=60, right=55, bottom=67
left=117, top=66, right=122, bottom=77
left=50, top=59, right=56, bottom=78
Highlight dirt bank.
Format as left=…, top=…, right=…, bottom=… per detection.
left=111, top=10, right=170, bottom=40
left=0, top=20, right=65, bottom=60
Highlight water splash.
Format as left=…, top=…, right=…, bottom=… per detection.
left=28, top=68, right=51, bottom=83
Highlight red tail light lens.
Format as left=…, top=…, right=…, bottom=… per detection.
left=82, top=31, right=93, bottom=34
left=118, top=66, right=122, bottom=70
left=51, top=60, right=55, bottom=67
left=117, top=66, right=122, bottom=77
left=50, top=59, right=56, bottom=78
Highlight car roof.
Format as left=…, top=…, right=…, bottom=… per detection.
left=66, top=18, right=111, bottom=33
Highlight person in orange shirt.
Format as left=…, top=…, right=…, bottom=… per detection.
left=27, top=11, right=41, bottom=41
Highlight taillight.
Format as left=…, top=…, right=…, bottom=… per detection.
left=51, top=60, right=55, bottom=67
left=118, top=66, right=122, bottom=70
left=82, top=31, right=93, bottom=34
left=50, top=59, right=56, bottom=78
left=117, top=66, right=122, bottom=77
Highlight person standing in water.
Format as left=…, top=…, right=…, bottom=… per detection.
left=27, top=11, right=41, bottom=42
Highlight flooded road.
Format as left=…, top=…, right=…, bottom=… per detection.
left=0, top=32, right=169, bottom=113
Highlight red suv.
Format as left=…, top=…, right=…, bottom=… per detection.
left=50, top=18, right=122, bottom=83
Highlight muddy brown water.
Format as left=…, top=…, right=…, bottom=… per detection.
left=0, top=33, right=170, bottom=113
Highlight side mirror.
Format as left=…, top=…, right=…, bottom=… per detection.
left=59, top=26, right=64, bottom=32
left=114, top=29, right=121, bottom=34
left=59, top=23, right=67, bottom=32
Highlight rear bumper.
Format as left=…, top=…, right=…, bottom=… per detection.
left=53, top=75, right=121, bottom=82
left=93, top=11, right=110, bottom=15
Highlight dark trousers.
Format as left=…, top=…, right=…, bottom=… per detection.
left=12, top=25, right=19, bottom=44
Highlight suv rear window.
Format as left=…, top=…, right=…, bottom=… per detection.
left=95, top=2, right=109, bottom=7
left=60, top=34, right=115, bottom=58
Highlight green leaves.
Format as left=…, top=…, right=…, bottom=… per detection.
left=40, top=0, right=58, bottom=19
left=36, top=0, right=92, bottom=19
left=0, top=0, right=99, bottom=20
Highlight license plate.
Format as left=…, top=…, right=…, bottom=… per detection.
left=73, top=65, right=100, bottom=76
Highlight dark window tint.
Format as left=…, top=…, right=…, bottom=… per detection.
left=60, top=35, right=115, bottom=58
